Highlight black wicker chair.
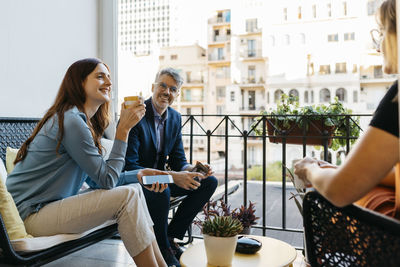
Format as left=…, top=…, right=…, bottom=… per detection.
left=0, top=117, right=191, bottom=265
left=303, top=191, right=400, bottom=267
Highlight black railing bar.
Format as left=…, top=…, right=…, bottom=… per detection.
left=189, top=116, right=194, bottom=164
left=226, top=116, right=244, bottom=135
left=181, top=116, right=191, bottom=128
left=247, top=117, right=263, bottom=135
left=189, top=116, right=208, bottom=135
left=207, top=130, right=211, bottom=164
left=346, top=117, right=351, bottom=154
left=262, top=117, right=267, bottom=236
left=243, top=131, right=248, bottom=207
left=348, top=116, right=364, bottom=131
left=182, top=133, right=361, bottom=140
left=180, top=114, right=372, bottom=118
left=210, top=116, right=227, bottom=135
left=251, top=225, right=303, bottom=233
left=224, top=117, right=229, bottom=204
left=282, top=139, right=287, bottom=229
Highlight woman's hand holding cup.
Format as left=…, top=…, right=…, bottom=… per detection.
left=115, top=96, right=145, bottom=142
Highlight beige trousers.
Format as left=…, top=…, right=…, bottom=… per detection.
left=24, top=184, right=155, bottom=257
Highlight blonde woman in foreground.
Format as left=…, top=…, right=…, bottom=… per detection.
left=294, top=0, right=399, bottom=219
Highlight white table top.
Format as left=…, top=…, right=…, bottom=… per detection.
left=180, top=235, right=297, bottom=267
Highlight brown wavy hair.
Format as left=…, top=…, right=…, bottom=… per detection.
left=378, top=0, right=398, bottom=74
left=14, top=58, right=111, bottom=164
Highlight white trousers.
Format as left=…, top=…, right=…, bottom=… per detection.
left=24, top=184, right=155, bottom=257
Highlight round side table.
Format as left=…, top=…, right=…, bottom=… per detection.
left=180, top=235, right=297, bottom=267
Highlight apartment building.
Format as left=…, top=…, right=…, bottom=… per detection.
left=158, top=44, right=210, bottom=162
left=118, top=0, right=177, bottom=55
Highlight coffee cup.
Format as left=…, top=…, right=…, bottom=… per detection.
left=124, top=96, right=140, bottom=109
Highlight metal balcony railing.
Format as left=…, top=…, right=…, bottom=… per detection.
left=180, top=113, right=372, bottom=248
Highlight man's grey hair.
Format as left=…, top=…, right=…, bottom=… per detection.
left=155, top=68, right=184, bottom=88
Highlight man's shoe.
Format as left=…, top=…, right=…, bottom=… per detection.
left=169, top=237, right=184, bottom=260
left=161, top=247, right=181, bottom=267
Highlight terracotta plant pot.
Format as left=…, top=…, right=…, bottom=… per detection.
left=267, top=119, right=335, bottom=146
left=203, top=234, right=238, bottom=266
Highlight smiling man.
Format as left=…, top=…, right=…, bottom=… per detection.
left=124, top=68, right=218, bottom=267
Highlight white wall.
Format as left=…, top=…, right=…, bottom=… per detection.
left=0, top=0, right=99, bottom=117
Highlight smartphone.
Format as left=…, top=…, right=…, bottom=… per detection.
left=142, top=175, right=173, bottom=185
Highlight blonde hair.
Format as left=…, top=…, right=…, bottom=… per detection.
left=378, top=0, right=398, bottom=74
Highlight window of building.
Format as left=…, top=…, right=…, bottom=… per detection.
left=159, top=55, right=164, bottom=60
left=247, top=66, right=256, bottom=83
left=311, top=91, right=314, bottom=103
left=170, top=54, right=177, bottom=60
left=216, top=105, right=224, bottom=115
left=183, top=89, right=191, bottom=101
left=304, top=91, right=309, bottom=103
left=336, top=88, right=347, bottom=102
left=246, top=18, right=258, bottom=32
left=216, top=86, right=226, bottom=99
left=298, top=6, right=302, bottom=19
left=319, top=65, right=331, bottom=75
left=186, top=71, right=191, bottom=83
left=368, top=0, right=380, bottom=16
left=374, top=65, right=383, bottom=78
left=216, top=66, right=230, bottom=79
left=344, top=32, right=355, bottom=41
left=353, top=91, right=358, bottom=103
left=343, top=2, right=348, bottom=16
left=289, top=89, right=299, bottom=99
left=335, top=62, right=347, bottom=73
left=248, top=91, right=256, bottom=110
left=267, top=92, right=270, bottom=103
left=230, top=91, right=235, bottom=101
left=217, top=47, right=224, bottom=60
left=247, top=40, right=256, bottom=57
left=327, top=3, right=332, bottom=17
left=312, top=4, right=317, bottom=18
left=269, top=35, right=275, bottom=46
left=328, top=34, right=339, bottom=42
left=274, top=89, right=284, bottom=103
left=284, top=34, right=290, bottom=45
left=320, top=88, right=331, bottom=103
left=186, top=107, right=191, bottom=115
left=248, top=65, right=256, bottom=83
left=283, top=8, right=288, bottom=21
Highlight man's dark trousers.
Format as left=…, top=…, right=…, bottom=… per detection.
left=142, top=176, right=218, bottom=249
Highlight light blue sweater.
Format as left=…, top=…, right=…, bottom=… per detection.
left=6, top=107, right=139, bottom=220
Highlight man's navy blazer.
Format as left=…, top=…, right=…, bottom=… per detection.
left=124, top=97, right=188, bottom=172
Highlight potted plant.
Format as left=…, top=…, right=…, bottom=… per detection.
left=201, top=215, right=243, bottom=266
left=232, top=201, right=259, bottom=234
left=253, top=94, right=360, bottom=150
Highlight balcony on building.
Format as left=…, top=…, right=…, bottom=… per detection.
left=208, top=51, right=231, bottom=66
left=208, top=9, right=231, bottom=25
left=360, top=65, right=397, bottom=84
left=240, top=49, right=265, bottom=61
left=240, top=76, right=265, bottom=86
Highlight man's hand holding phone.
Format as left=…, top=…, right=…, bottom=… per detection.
left=191, top=161, right=214, bottom=177
left=137, top=169, right=170, bottom=193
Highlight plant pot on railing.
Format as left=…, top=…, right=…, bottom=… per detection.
left=267, top=119, right=335, bottom=146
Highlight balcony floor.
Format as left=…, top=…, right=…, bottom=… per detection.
left=43, top=239, right=306, bottom=267
left=42, top=181, right=305, bottom=266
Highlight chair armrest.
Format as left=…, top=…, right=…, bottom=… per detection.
left=303, top=191, right=400, bottom=267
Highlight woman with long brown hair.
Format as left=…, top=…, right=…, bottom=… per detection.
left=6, top=58, right=168, bottom=267
left=294, top=0, right=399, bottom=219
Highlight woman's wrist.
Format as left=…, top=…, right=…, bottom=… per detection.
left=115, top=126, right=129, bottom=142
